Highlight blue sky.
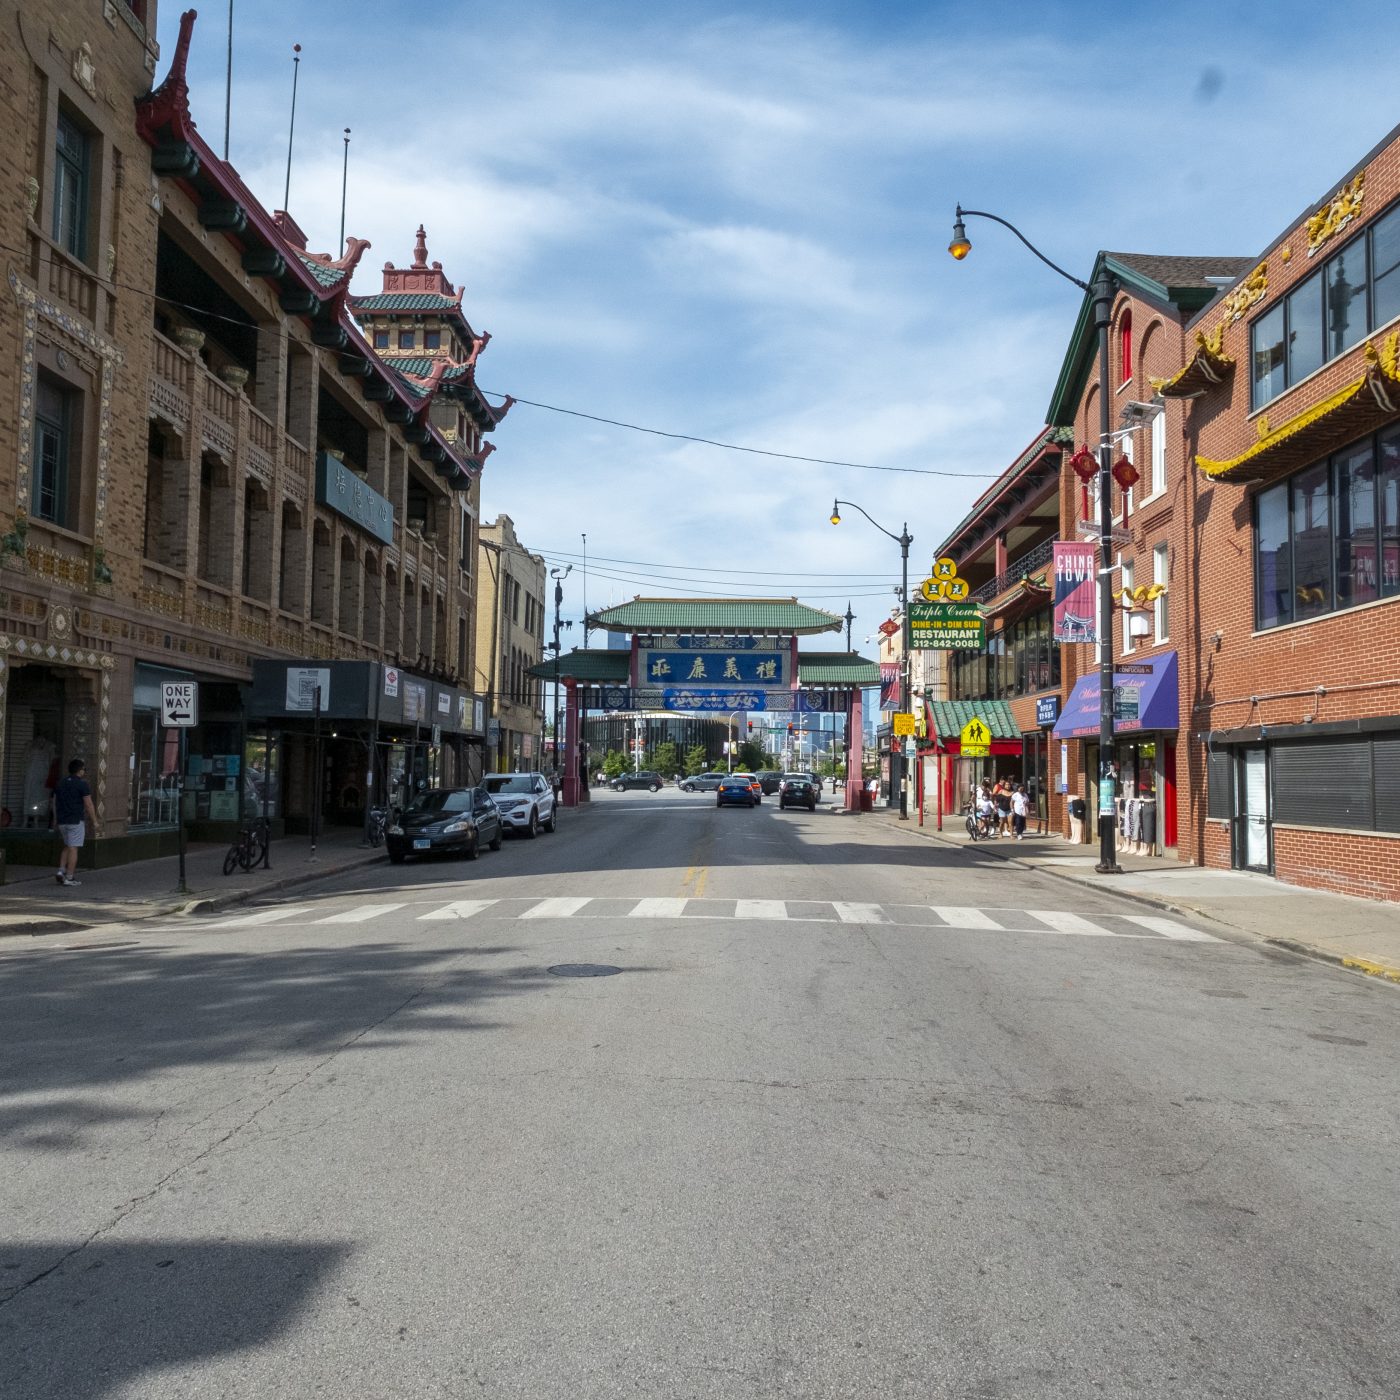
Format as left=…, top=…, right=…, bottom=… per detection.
left=157, top=0, right=1400, bottom=650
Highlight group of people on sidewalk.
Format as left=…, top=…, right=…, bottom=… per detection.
left=975, top=776, right=1031, bottom=839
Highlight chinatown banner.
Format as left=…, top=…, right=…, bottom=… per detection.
left=1052, top=541, right=1097, bottom=643
left=880, top=662, right=900, bottom=709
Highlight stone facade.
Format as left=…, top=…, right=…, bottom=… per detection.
left=474, top=515, right=545, bottom=772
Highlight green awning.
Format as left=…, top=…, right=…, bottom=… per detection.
left=797, top=652, right=880, bottom=684
left=590, top=598, right=842, bottom=636
left=926, top=698, right=1020, bottom=742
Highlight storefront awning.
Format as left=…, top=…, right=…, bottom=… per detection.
left=1052, top=651, right=1178, bottom=739
left=926, top=699, right=1020, bottom=742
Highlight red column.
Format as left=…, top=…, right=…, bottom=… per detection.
left=845, top=688, right=863, bottom=811
left=562, top=678, right=580, bottom=806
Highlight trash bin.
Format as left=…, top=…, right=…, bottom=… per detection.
left=859, top=788, right=874, bottom=813
left=1068, top=795, right=1086, bottom=844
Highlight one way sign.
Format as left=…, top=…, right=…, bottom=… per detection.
left=161, top=681, right=198, bottom=727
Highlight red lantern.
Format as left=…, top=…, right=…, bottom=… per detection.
left=1111, top=455, right=1140, bottom=492
left=1069, top=447, right=1098, bottom=483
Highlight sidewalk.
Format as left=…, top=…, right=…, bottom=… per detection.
left=0, top=827, right=386, bottom=938
left=861, top=803, right=1400, bottom=985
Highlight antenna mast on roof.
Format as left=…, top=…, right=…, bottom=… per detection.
left=223, top=0, right=233, bottom=160
left=283, top=43, right=301, bottom=214
left=338, top=127, right=351, bottom=254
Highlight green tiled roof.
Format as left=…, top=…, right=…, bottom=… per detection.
left=796, top=652, right=880, bottom=684
left=527, top=649, right=629, bottom=682
left=378, top=356, right=472, bottom=381
left=294, top=251, right=348, bottom=289
left=926, top=699, right=1020, bottom=741
left=592, top=598, right=842, bottom=636
left=352, top=293, right=460, bottom=311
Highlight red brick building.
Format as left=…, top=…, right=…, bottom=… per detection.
left=1166, top=124, right=1400, bottom=899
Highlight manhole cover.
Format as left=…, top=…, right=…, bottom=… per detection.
left=547, top=963, right=622, bottom=978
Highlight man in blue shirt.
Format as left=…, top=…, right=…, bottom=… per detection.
left=53, top=757, right=95, bottom=887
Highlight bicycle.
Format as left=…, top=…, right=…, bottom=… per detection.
left=963, top=804, right=997, bottom=841
left=222, top=817, right=270, bottom=875
left=366, top=805, right=390, bottom=848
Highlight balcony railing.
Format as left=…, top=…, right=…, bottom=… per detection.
left=969, top=537, right=1056, bottom=604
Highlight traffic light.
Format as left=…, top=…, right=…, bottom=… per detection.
left=747, top=720, right=753, bottom=732
left=787, top=722, right=794, bottom=734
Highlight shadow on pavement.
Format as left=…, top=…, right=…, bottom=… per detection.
left=0, top=1238, right=351, bottom=1400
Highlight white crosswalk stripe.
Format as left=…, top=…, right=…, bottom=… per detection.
left=628, top=898, right=689, bottom=918
left=520, top=897, right=592, bottom=920
left=1026, top=909, right=1117, bottom=937
left=419, top=900, right=499, bottom=921
left=199, top=905, right=314, bottom=928
left=832, top=902, right=888, bottom=924
left=316, top=903, right=405, bottom=924
left=1122, top=914, right=1220, bottom=942
left=735, top=899, right=788, bottom=920
left=931, top=906, right=1001, bottom=930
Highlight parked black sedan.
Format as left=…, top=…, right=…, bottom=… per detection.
left=778, top=775, right=819, bottom=811
left=386, top=786, right=504, bottom=863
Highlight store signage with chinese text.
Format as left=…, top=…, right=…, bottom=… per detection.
left=641, top=650, right=786, bottom=686
left=910, top=601, right=984, bottom=650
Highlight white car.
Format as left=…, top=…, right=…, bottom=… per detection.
left=482, top=772, right=557, bottom=837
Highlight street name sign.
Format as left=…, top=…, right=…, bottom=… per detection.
left=161, top=681, right=198, bottom=727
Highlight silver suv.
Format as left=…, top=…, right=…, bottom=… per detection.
left=482, top=772, right=557, bottom=837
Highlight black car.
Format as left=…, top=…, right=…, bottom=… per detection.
left=386, top=786, right=503, bottom=864
left=612, top=770, right=664, bottom=792
left=680, top=771, right=727, bottom=792
left=756, top=770, right=784, bottom=795
left=778, top=775, right=819, bottom=811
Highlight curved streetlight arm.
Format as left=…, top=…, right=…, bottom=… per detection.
left=832, top=499, right=912, bottom=551
left=954, top=206, right=1089, bottom=293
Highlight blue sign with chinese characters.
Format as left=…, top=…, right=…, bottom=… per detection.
left=316, top=452, right=394, bottom=546
left=662, top=689, right=768, bottom=712
left=1035, top=695, right=1061, bottom=727
left=641, top=651, right=786, bottom=686
left=675, top=635, right=760, bottom=650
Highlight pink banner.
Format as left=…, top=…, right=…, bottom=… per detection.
left=879, top=662, right=900, bottom=709
left=1053, top=542, right=1097, bottom=643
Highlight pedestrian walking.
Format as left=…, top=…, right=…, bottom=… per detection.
left=53, top=757, right=95, bottom=887
left=994, top=777, right=1013, bottom=836
left=1011, top=783, right=1029, bottom=839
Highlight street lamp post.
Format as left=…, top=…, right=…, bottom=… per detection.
left=950, top=206, right=1121, bottom=872
left=830, top=500, right=912, bottom=820
left=726, top=710, right=741, bottom=772
left=550, top=565, right=572, bottom=785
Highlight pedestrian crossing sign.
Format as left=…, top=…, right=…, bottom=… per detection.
left=960, top=716, right=990, bottom=757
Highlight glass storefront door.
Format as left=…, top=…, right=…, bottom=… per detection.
left=1234, top=746, right=1271, bottom=872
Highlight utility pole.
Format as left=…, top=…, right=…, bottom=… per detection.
left=550, top=566, right=572, bottom=784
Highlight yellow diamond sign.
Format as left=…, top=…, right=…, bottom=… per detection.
left=959, top=716, right=991, bottom=757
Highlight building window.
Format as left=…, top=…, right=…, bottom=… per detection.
left=33, top=376, right=79, bottom=529
left=1251, top=199, right=1400, bottom=410
left=423, top=330, right=441, bottom=350
left=1152, top=543, right=1169, bottom=641
left=398, top=330, right=415, bottom=350
left=1118, top=310, right=1132, bottom=386
left=1120, top=558, right=1134, bottom=653
left=1149, top=405, right=1166, bottom=498
left=373, top=330, right=389, bottom=349
left=53, top=110, right=92, bottom=262
left=1251, top=426, right=1400, bottom=630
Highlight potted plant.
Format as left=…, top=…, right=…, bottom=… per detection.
left=217, top=365, right=249, bottom=391
left=173, top=326, right=205, bottom=354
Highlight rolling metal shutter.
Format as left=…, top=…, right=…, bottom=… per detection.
left=1271, top=739, right=1374, bottom=830
left=1206, top=746, right=1233, bottom=819
left=1374, top=735, right=1400, bottom=833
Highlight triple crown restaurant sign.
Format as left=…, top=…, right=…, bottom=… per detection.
left=910, top=556, right=984, bottom=650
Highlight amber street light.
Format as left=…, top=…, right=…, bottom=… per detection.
left=949, top=204, right=1122, bottom=874
left=831, top=497, right=913, bottom=820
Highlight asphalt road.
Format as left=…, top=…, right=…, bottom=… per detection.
left=3, top=789, right=1399, bottom=1398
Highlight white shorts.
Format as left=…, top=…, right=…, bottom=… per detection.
left=58, top=822, right=85, bottom=848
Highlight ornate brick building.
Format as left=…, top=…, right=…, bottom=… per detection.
left=1, top=5, right=509, bottom=863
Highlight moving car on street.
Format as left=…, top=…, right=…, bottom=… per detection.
left=611, top=770, right=664, bottom=792
left=716, top=775, right=758, bottom=808
left=732, top=771, right=763, bottom=803
left=386, top=786, right=503, bottom=864
left=482, top=771, right=557, bottom=837
left=778, top=775, right=819, bottom=811
left=680, top=772, right=727, bottom=792
left=757, top=770, right=784, bottom=795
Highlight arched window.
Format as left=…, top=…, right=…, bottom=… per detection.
left=1119, top=309, right=1133, bottom=386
